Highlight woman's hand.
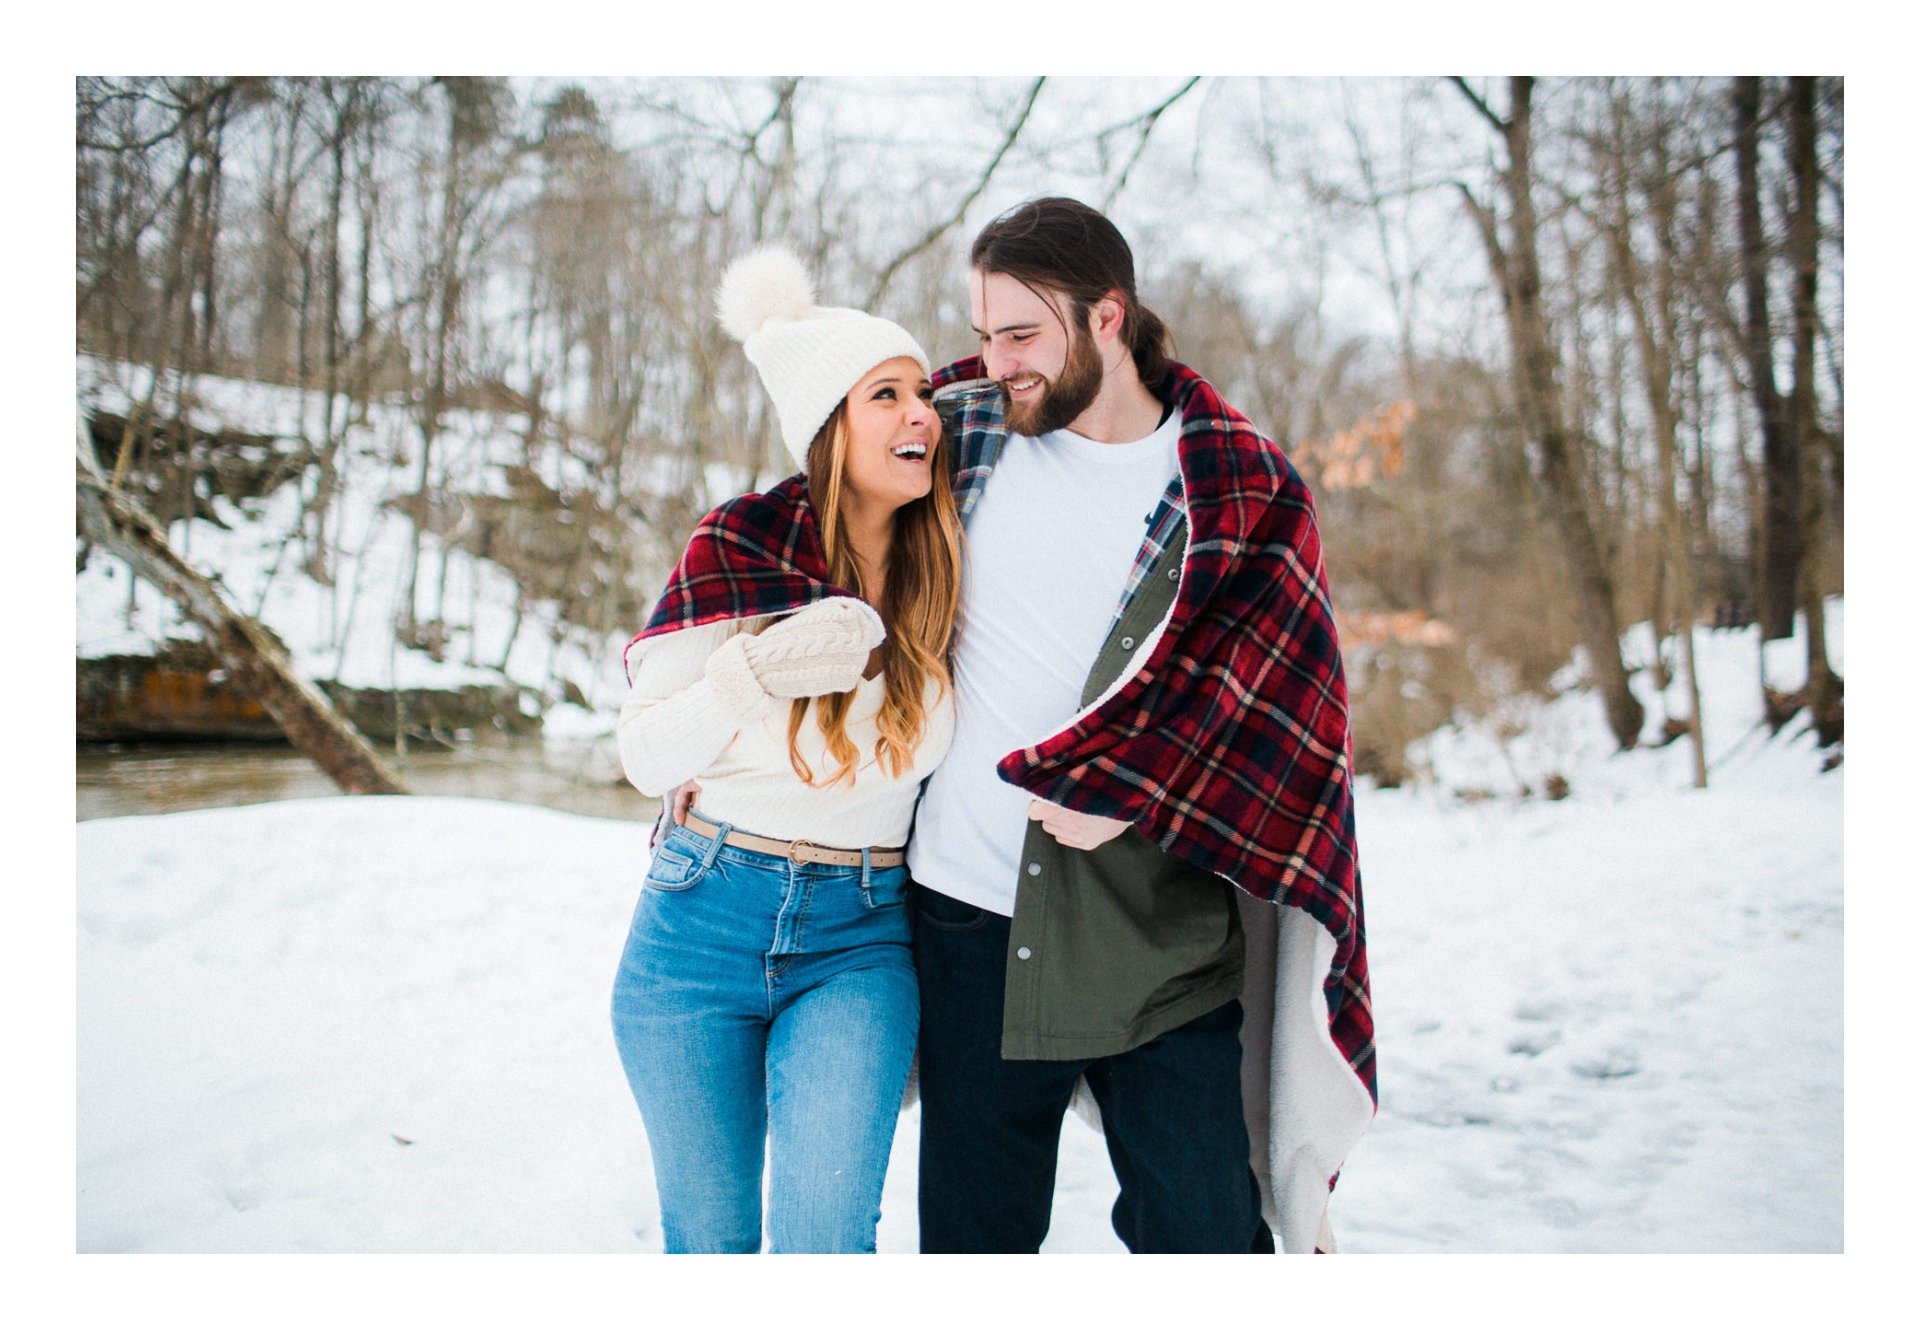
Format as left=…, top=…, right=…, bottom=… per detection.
left=702, top=599, right=883, bottom=712
left=1027, top=799, right=1131, bottom=851
left=671, top=780, right=701, bottom=826
left=744, top=598, right=887, bottom=697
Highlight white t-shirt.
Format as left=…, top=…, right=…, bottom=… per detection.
left=908, top=409, right=1180, bottom=915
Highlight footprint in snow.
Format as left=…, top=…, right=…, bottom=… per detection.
left=1571, top=1052, right=1640, bottom=1080
left=1513, top=1000, right=1569, bottom=1023
left=1508, top=1030, right=1561, bottom=1057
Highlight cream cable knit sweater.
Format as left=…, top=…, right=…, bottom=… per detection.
left=619, top=608, right=955, bottom=849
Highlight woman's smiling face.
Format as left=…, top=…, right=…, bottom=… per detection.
left=838, top=355, right=938, bottom=513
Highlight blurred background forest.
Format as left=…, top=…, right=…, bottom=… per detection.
left=73, top=75, right=1844, bottom=808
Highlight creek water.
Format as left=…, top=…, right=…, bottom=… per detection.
left=76, top=735, right=661, bottom=826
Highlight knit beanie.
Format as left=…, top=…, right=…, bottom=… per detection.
left=716, top=247, right=930, bottom=470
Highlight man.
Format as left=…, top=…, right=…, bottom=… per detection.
left=906, top=197, right=1376, bottom=1254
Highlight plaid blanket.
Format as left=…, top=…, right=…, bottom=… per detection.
left=934, top=356, right=1376, bottom=1106
left=621, top=474, right=845, bottom=680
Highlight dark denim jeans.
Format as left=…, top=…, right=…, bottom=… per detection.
left=912, top=882, right=1273, bottom=1253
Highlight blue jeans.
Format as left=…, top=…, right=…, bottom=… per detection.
left=610, top=816, right=918, bottom=1253
left=912, top=883, right=1272, bottom=1254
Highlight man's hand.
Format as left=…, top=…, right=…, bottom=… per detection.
left=1027, top=799, right=1131, bottom=851
left=671, top=779, right=701, bottom=826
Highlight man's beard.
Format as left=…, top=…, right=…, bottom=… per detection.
left=1004, top=323, right=1105, bottom=437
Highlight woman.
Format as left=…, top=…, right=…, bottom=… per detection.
left=610, top=247, right=962, bottom=1254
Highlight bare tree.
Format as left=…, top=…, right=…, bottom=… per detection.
left=1453, top=76, right=1645, bottom=750
left=400, top=76, right=518, bottom=658
left=1727, top=77, right=1841, bottom=742
left=1786, top=77, right=1842, bottom=744
left=1733, top=77, right=1803, bottom=647
left=1596, top=80, right=1708, bottom=785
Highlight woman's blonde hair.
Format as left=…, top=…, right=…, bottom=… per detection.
left=783, top=400, right=963, bottom=787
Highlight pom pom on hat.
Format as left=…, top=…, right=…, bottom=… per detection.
left=716, top=247, right=816, bottom=342
left=714, top=246, right=931, bottom=471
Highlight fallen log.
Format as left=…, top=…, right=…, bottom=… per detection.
left=75, top=437, right=409, bottom=796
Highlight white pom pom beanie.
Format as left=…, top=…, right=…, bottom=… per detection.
left=715, top=247, right=930, bottom=470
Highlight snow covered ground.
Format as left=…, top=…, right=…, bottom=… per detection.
left=75, top=607, right=1845, bottom=1255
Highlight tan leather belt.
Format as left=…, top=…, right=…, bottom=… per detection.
left=681, top=811, right=907, bottom=869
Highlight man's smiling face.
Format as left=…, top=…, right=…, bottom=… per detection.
left=969, top=269, right=1104, bottom=437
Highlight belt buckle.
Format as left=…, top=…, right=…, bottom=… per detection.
left=788, top=838, right=823, bottom=866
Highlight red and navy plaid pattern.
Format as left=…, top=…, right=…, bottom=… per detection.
left=933, top=357, right=1376, bottom=1105
left=622, top=474, right=852, bottom=682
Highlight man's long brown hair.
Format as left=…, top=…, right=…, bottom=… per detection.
left=969, top=196, right=1176, bottom=393
left=784, top=401, right=964, bottom=787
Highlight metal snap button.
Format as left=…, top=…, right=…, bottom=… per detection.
left=1027, top=862, right=1041, bottom=876
left=1016, top=946, right=1033, bottom=960
left=1120, top=636, right=1135, bottom=650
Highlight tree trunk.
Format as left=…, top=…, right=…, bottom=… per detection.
left=1788, top=77, right=1842, bottom=745
left=1464, top=76, right=1645, bottom=749
left=1601, top=82, right=1706, bottom=783
left=1734, top=77, right=1802, bottom=644
left=305, top=82, right=352, bottom=587
left=77, top=445, right=409, bottom=796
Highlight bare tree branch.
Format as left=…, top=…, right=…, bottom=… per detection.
left=1101, top=76, right=1202, bottom=210
left=1449, top=76, right=1508, bottom=134
left=76, top=77, right=251, bottom=153
left=865, top=78, right=1046, bottom=306
left=746, top=78, right=800, bottom=160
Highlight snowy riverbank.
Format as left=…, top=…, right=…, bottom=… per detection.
left=77, top=611, right=1845, bottom=1253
